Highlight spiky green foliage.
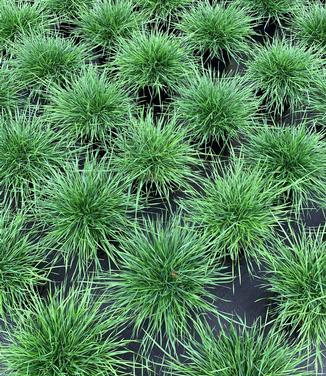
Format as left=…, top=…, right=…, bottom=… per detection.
left=242, top=123, right=326, bottom=213
left=136, top=0, right=193, bottom=20
left=41, top=0, right=93, bottom=20
left=167, top=319, right=310, bottom=375
left=0, top=207, right=48, bottom=316
left=36, top=157, right=137, bottom=268
left=112, top=31, right=194, bottom=97
left=101, top=215, right=231, bottom=351
left=245, top=38, right=322, bottom=114
left=0, top=111, right=72, bottom=203
left=10, top=33, right=87, bottom=89
left=76, top=0, right=142, bottom=52
left=181, top=156, right=285, bottom=272
left=264, top=225, right=326, bottom=370
left=292, top=3, right=326, bottom=50
left=0, top=62, right=20, bottom=113
left=46, top=65, right=133, bottom=144
left=175, top=70, right=259, bottom=145
left=309, top=70, right=326, bottom=128
left=0, top=0, right=53, bottom=50
left=177, top=1, right=256, bottom=61
left=112, top=113, right=200, bottom=199
left=1, top=284, right=134, bottom=375
left=235, top=0, right=305, bottom=21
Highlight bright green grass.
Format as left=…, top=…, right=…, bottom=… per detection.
left=0, top=0, right=54, bottom=50
left=112, top=30, right=194, bottom=97
left=10, top=33, right=87, bottom=89
left=245, top=38, right=322, bottom=114
left=292, top=2, right=326, bottom=51
left=0, top=60, right=21, bottom=113
left=264, top=225, right=326, bottom=371
left=235, top=0, right=305, bottom=21
left=0, top=207, right=48, bottom=316
left=177, top=1, right=257, bottom=61
left=41, top=0, right=93, bottom=20
left=99, top=215, right=231, bottom=351
left=242, top=123, right=326, bottom=214
left=309, top=70, right=326, bottom=128
left=36, top=156, right=137, bottom=269
left=181, top=155, right=285, bottom=274
left=76, top=0, right=142, bottom=52
left=112, top=113, right=201, bottom=200
left=175, top=69, right=259, bottom=145
left=167, top=318, right=311, bottom=375
left=46, top=65, right=133, bottom=144
left=0, top=111, right=73, bottom=204
left=135, top=0, right=193, bottom=21
left=0, top=284, right=134, bottom=375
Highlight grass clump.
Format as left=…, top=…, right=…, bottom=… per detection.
left=101, top=215, right=231, bottom=350
left=42, top=0, right=93, bottom=20
left=264, top=225, right=326, bottom=370
left=112, top=31, right=194, bottom=97
left=177, top=1, right=257, bottom=61
left=0, top=207, right=48, bottom=316
left=167, top=319, right=310, bottom=375
left=46, top=65, right=133, bottom=144
left=235, top=0, right=305, bottom=21
left=0, top=0, right=53, bottom=50
left=0, top=61, right=21, bottom=113
left=245, top=38, right=322, bottom=114
left=309, top=71, right=326, bottom=128
left=36, top=157, right=137, bottom=269
left=112, top=113, right=200, bottom=199
left=0, top=111, right=72, bottom=204
left=1, top=284, right=133, bottom=375
left=175, top=70, right=259, bottom=145
left=136, top=0, right=193, bottom=21
left=11, top=33, right=87, bottom=89
left=76, top=0, right=142, bottom=53
left=181, top=156, right=285, bottom=273
left=242, top=123, right=326, bottom=213
left=292, top=3, right=326, bottom=51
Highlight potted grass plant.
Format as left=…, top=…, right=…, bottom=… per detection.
left=175, top=69, right=260, bottom=150
left=98, top=215, right=232, bottom=352
left=177, top=0, right=257, bottom=70
left=245, top=38, right=322, bottom=115
left=166, top=318, right=311, bottom=375
left=181, top=155, right=286, bottom=276
left=0, top=207, right=49, bottom=317
left=111, top=112, right=201, bottom=202
left=46, top=65, right=134, bottom=147
left=76, top=0, right=142, bottom=57
left=0, top=110, right=74, bottom=206
left=264, top=225, right=326, bottom=372
left=242, top=122, right=326, bottom=215
left=0, top=284, right=136, bottom=375
left=35, top=156, right=138, bottom=270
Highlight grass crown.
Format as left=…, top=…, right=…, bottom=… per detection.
left=292, top=2, right=326, bottom=50
left=11, top=33, right=87, bottom=89
left=242, top=123, right=326, bottom=213
left=101, top=215, right=231, bottom=350
left=76, top=0, right=142, bottom=52
left=1, top=285, right=133, bottom=375
left=177, top=1, right=256, bottom=61
left=175, top=70, right=259, bottom=145
left=245, top=38, right=322, bottom=114
left=181, top=156, right=285, bottom=272
left=0, top=207, right=48, bottom=316
left=0, top=111, right=72, bottom=203
left=46, top=65, right=133, bottom=144
left=36, top=157, right=137, bottom=268
left=264, top=225, right=326, bottom=370
left=112, top=113, right=201, bottom=199
left=167, top=319, right=310, bottom=375
left=0, top=0, right=53, bottom=50
left=112, top=30, right=194, bottom=97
